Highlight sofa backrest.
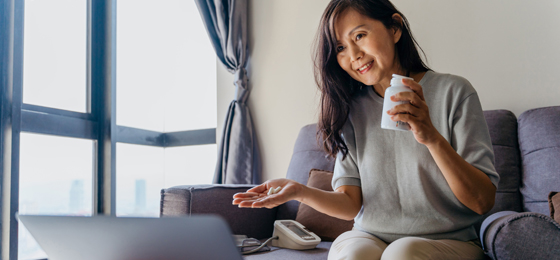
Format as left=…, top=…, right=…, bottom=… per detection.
left=276, top=124, right=335, bottom=220
left=518, top=106, right=560, bottom=214
left=483, top=110, right=524, bottom=217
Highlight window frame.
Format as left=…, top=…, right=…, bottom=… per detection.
left=0, top=0, right=216, bottom=259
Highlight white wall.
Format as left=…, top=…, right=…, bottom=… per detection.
left=218, top=0, right=560, bottom=182
left=392, top=0, right=560, bottom=115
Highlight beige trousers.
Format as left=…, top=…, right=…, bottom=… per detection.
left=328, top=229, right=485, bottom=260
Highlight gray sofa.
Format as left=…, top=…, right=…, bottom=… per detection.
left=160, top=106, right=560, bottom=260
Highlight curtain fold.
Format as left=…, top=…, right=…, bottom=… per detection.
left=195, top=0, right=260, bottom=184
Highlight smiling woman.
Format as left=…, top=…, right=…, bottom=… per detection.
left=234, top=0, right=499, bottom=259
left=335, top=13, right=400, bottom=84
left=314, top=0, right=430, bottom=159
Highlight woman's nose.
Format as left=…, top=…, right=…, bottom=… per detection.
left=348, top=44, right=363, bottom=62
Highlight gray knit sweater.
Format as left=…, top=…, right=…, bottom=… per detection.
left=332, top=71, right=500, bottom=243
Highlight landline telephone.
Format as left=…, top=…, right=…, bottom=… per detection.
left=234, top=220, right=321, bottom=255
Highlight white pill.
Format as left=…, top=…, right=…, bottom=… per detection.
left=267, top=186, right=282, bottom=195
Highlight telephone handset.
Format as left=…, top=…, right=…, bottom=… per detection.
left=234, top=220, right=321, bottom=255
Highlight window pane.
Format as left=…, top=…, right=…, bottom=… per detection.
left=116, top=143, right=164, bottom=217
left=116, top=143, right=216, bottom=217
left=23, top=0, right=87, bottom=112
left=116, top=0, right=217, bottom=132
left=18, top=133, right=93, bottom=260
left=163, top=144, right=217, bottom=188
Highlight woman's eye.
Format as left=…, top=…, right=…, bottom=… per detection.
left=336, top=46, right=344, bottom=52
left=356, top=34, right=364, bottom=41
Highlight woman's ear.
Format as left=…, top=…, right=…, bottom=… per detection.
left=391, top=13, right=403, bottom=44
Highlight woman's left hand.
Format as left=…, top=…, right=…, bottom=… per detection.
left=387, top=78, right=441, bottom=146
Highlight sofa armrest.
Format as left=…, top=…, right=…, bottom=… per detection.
left=160, top=184, right=278, bottom=239
left=480, top=211, right=560, bottom=260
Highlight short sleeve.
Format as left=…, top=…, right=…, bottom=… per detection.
left=332, top=119, right=362, bottom=191
left=451, top=92, right=500, bottom=188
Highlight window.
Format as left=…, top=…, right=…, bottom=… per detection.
left=0, top=0, right=217, bottom=259
left=116, top=0, right=217, bottom=132
left=115, top=0, right=217, bottom=217
left=18, top=134, right=93, bottom=260
left=116, top=144, right=216, bottom=217
left=22, top=0, right=87, bottom=112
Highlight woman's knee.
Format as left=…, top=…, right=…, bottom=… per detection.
left=328, top=230, right=386, bottom=260
left=380, top=237, right=431, bottom=260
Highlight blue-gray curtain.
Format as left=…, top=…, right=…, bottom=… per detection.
left=195, top=0, right=260, bottom=184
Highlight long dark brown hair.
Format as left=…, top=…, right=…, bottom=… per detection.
left=314, top=0, right=430, bottom=160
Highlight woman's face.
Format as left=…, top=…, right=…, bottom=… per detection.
left=334, top=8, right=402, bottom=87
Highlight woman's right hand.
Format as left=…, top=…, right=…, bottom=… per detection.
left=232, top=178, right=304, bottom=209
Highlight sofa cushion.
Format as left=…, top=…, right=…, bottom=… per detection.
left=550, top=192, right=560, bottom=223
left=160, top=185, right=277, bottom=239
left=518, top=106, right=560, bottom=214
left=243, top=241, right=332, bottom=260
left=483, top=110, right=523, bottom=216
left=295, top=169, right=353, bottom=241
left=277, top=124, right=335, bottom=220
left=481, top=211, right=560, bottom=260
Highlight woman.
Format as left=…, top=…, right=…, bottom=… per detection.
left=233, top=0, right=499, bottom=259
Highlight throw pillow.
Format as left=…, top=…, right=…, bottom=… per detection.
left=295, top=169, right=354, bottom=241
left=549, top=192, right=560, bottom=223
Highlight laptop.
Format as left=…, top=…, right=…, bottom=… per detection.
left=17, top=214, right=244, bottom=260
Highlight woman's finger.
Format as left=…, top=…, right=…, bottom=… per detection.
left=233, top=192, right=263, bottom=199
left=233, top=199, right=253, bottom=205
left=390, top=92, right=425, bottom=109
left=401, top=78, right=425, bottom=101
left=252, top=194, right=283, bottom=208
left=235, top=190, right=283, bottom=206
left=238, top=200, right=260, bottom=208
left=388, top=103, right=421, bottom=118
left=232, top=196, right=264, bottom=205
left=238, top=198, right=271, bottom=208
left=246, top=184, right=269, bottom=193
left=390, top=113, right=414, bottom=124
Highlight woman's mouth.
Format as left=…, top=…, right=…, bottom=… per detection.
left=357, top=61, right=373, bottom=74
